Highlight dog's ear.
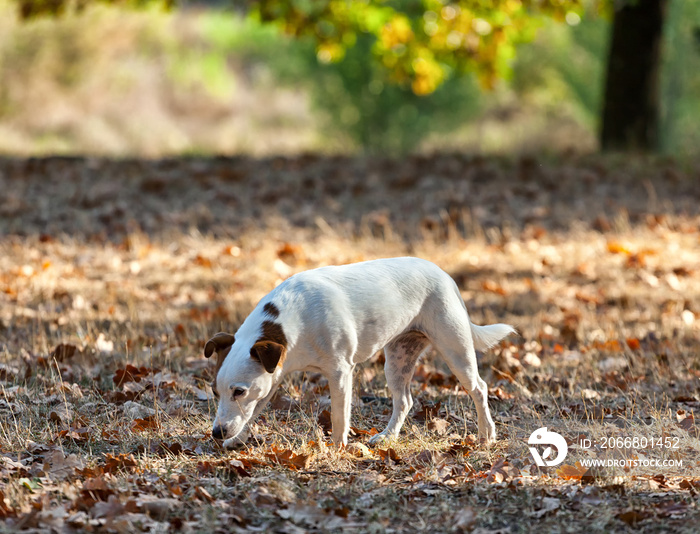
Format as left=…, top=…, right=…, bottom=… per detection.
left=250, top=341, right=286, bottom=374
left=204, top=333, right=236, bottom=386
left=204, top=332, right=235, bottom=359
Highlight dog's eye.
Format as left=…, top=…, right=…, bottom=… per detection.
left=232, top=387, right=246, bottom=399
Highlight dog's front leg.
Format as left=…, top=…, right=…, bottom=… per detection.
left=328, top=365, right=354, bottom=445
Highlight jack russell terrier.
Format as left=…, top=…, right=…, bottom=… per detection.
left=204, top=257, right=514, bottom=449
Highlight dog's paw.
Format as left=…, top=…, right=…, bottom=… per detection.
left=478, top=431, right=497, bottom=446
left=367, top=432, right=394, bottom=447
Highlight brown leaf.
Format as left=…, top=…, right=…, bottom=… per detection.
left=414, top=401, right=441, bottom=423
left=0, top=490, right=16, bottom=519
left=488, top=387, right=514, bottom=400
left=427, top=418, right=449, bottom=436
left=276, top=503, right=346, bottom=529
left=103, top=453, right=138, bottom=474
left=376, top=448, right=401, bottom=463
left=270, top=394, right=300, bottom=411
left=530, top=497, right=560, bottom=518
left=194, top=486, right=214, bottom=503
left=625, top=338, right=641, bottom=350
left=277, top=243, right=306, bottom=265
left=481, top=280, right=507, bottom=296
left=50, top=343, right=78, bottom=362
left=77, top=475, right=116, bottom=510
left=131, top=416, right=160, bottom=432
left=91, top=495, right=125, bottom=519
left=113, top=365, right=155, bottom=387
left=56, top=426, right=92, bottom=444
left=349, top=426, right=378, bottom=437
left=617, top=509, right=652, bottom=526
left=266, top=448, right=313, bottom=471
left=49, top=405, right=74, bottom=425
left=137, top=496, right=180, bottom=520
left=196, top=459, right=252, bottom=478
left=345, top=442, right=371, bottom=458
left=677, top=410, right=699, bottom=437
left=317, top=409, right=332, bottom=434
left=656, top=501, right=689, bottom=518
left=193, top=254, right=213, bottom=268
left=486, top=457, right=519, bottom=483
left=46, top=450, right=83, bottom=481
left=607, top=241, right=632, bottom=255
left=556, top=462, right=587, bottom=480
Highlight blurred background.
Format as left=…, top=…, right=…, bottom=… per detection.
left=1, top=0, right=697, bottom=158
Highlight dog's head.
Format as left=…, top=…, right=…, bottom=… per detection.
left=204, top=323, right=287, bottom=445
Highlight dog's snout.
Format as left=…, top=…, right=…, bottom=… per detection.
left=212, top=425, right=225, bottom=440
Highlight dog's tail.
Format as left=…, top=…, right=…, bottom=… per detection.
left=470, top=322, right=516, bottom=351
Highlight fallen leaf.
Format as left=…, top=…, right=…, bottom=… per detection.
left=103, top=453, right=138, bottom=474
left=317, top=409, right=332, bottom=434
left=617, top=509, right=652, bottom=526
left=266, top=448, right=313, bottom=470
left=277, top=503, right=346, bottom=529
left=556, top=462, right=588, bottom=480
left=131, top=416, right=160, bottom=432
left=137, top=496, right=180, bottom=520
left=607, top=241, right=631, bottom=255
left=530, top=497, right=560, bottom=518
left=677, top=410, right=699, bottom=437
left=481, top=280, right=507, bottom=296
left=49, top=405, right=74, bottom=425
left=50, top=344, right=78, bottom=362
left=414, top=401, right=441, bottom=422
left=46, top=451, right=83, bottom=481
left=427, top=418, right=449, bottom=436
left=345, top=442, right=371, bottom=458
left=376, top=448, right=401, bottom=463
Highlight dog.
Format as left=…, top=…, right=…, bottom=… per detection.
left=204, top=257, right=514, bottom=449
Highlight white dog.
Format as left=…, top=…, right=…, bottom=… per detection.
left=204, top=257, right=514, bottom=449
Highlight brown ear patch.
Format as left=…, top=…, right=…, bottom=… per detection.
left=263, top=302, right=280, bottom=318
left=250, top=319, right=288, bottom=373
left=260, top=320, right=287, bottom=347
left=204, top=332, right=235, bottom=389
left=250, top=340, right=286, bottom=374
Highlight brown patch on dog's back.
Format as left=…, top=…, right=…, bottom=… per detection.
left=263, top=302, right=280, bottom=318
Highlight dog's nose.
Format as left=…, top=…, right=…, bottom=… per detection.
left=212, top=425, right=225, bottom=440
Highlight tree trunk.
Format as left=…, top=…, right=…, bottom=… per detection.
left=600, top=0, right=668, bottom=152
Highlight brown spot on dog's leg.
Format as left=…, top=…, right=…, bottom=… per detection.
left=263, top=302, right=280, bottom=318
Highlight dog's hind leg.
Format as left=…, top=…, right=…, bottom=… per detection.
left=431, top=338, right=496, bottom=443
left=368, top=332, right=431, bottom=445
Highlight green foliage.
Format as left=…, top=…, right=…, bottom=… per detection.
left=255, top=0, right=585, bottom=95
left=510, top=13, right=608, bottom=127
left=199, top=11, right=481, bottom=153
left=14, top=0, right=171, bottom=19
left=661, top=0, right=700, bottom=156
left=300, top=34, right=482, bottom=153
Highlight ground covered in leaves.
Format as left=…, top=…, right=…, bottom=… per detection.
left=1, top=154, right=699, bottom=533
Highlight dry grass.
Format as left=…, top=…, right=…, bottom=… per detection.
left=1, top=154, right=699, bottom=532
